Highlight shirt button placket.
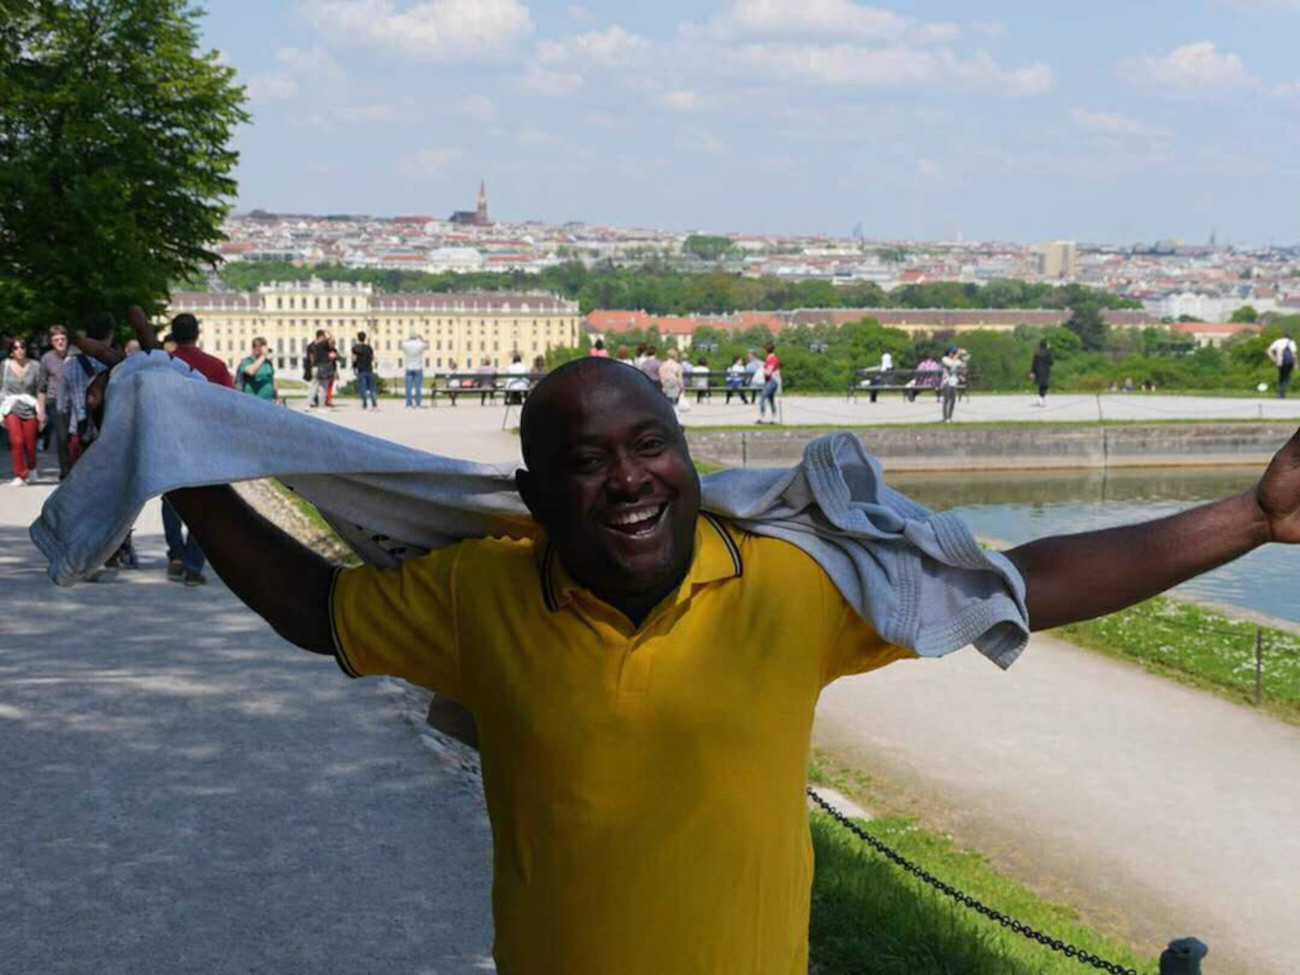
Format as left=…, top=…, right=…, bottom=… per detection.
left=618, top=636, right=652, bottom=698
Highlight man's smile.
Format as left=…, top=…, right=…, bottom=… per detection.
left=602, top=502, right=670, bottom=538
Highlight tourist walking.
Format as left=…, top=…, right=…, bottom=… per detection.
left=694, top=358, right=711, bottom=404
left=1268, top=331, right=1297, bottom=399
left=639, top=346, right=662, bottom=385
left=236, top=337, right=276, bottom=402
left=402, top=332, right=429, bottom=408
left=725, top=357, right=748, bottom=404
left=2, top=336, right=46, bottom=485
left=1031, top=339, right=1054, bottom=406
left=351, top=332, right=378, bottom=409
left=659, top=348, right=684, bottom=406
left=324, top=336, right=339, bottom=407
left=305, top=330, right=331, bottom=409
left=39, top=325, right=73, bottom=479
left=164, top=313, right=232, bottom=587
left=940, top=345, right=963, bottom=422
left=59, top=313, right=112, bottom=465
left=757, top=341, right=781, bottom=424
left=590, top=339, right=609, bottom=358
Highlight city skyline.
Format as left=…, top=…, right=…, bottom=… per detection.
left=205, top=0, right=1300, bottom=244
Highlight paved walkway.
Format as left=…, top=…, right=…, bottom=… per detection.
left=0, top=453, right=501, bottom=973
left=5, top=397, right=1298, bottom=973
left=816, top=636, right=1300, bottom=974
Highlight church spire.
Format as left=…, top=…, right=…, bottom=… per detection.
left=477, top=177, right=489, bottom=224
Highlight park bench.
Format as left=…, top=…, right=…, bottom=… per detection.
left=427, top=371, right=545, bottom=406
left=846, top=367, right=969, bottom=403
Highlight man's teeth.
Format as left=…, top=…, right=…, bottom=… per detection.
left=608, top=506, right=661, bottom=527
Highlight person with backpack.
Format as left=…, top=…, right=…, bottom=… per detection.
left=235, top=337, right=276, bottom=402
left=352, top=331, right=378, bottom=409
left=1268, top=331, right=1297, bottom=399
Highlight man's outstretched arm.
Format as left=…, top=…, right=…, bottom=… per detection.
left=1006, top=428, right=1300, bottom=630
left=167, top=486, right=336, bottom=655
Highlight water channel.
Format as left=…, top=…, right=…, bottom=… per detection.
left=889, top=466, right=1300, bottom=625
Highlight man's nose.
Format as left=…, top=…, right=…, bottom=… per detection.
left=606, top=451, right=651, bottom=497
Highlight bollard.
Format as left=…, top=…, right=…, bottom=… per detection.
left=1159, top=937, right=1208, bottom=974
left=1255, top=628, right=1264, bottom=707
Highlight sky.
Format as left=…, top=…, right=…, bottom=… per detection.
left=201, top=0, right=1300, bottom=243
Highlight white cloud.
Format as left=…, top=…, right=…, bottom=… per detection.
left=573, top=25, right=649, bottom=66
left=305, top=0, right=533, bottom=62
left=729, top=43, right=1052, bottom=96
left=398, top=147, right=464, bottom=176
left=517, top=125, right=560, bottom=147
left=275, top=45, right=344, bottom=80
left=518, top=64, right=583, bottom=96
left=972, top=20, right=1006, bottom=38
left=247, top=73, right=299, bottom=102
left=1070, top=108, right=1159, bottom=137
left=655, top=89, right=722, bottom=113
left=711, top=0, right=908, bottom=40
left=1121, top=42, right=1258, bottom=93
left=447, top=95, right=497, bottom=120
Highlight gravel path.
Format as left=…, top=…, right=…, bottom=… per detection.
left=0, top=472, right=495, bottom=974
left=815, top=634, right=1300, bottom=974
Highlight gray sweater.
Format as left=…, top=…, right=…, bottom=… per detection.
left=31, top=353, right=1029, bottom=668
left=0, top=358, right=44, bottom=419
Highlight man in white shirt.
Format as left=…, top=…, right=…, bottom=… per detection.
left=1267, top=332, right=1297, bottom=399
left=401, top=333, right=429, bottom=408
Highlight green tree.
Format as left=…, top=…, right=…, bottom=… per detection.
left=682, top=235, right=734, bottom=262
left=1230, top=304, right=1259, bottom=323
left=0, top=0, right=248, bottom=334
left=1065, top=303, right=1109, bottom=351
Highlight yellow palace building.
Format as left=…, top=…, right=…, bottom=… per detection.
left=165, top=278, right=582, bottom=379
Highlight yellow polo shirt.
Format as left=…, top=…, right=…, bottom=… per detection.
left=330, top=513, right=913, bottom=974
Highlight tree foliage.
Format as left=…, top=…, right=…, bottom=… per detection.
left=681, top=235, right=735, bottom=262
left=0, top=0, right=248, bottom=334
left=215, top=261, right=1140, bottom=318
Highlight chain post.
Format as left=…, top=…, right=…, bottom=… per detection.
left=1255, top=628, right=1264, bottom=708
left=1159, top=937, right=1208, bottom=974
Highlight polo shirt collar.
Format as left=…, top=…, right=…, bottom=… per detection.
left=539, top=511, right=743, bottom=613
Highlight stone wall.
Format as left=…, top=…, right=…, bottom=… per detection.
left=688, top=423, right=1296, bottom=471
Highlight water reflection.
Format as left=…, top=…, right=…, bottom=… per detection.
left=891, top=467, right=1298, bottom=624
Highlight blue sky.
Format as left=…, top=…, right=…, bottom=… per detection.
left=203, top=0, right=1300, bottom=243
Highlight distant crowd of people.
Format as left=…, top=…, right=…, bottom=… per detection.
left=590, top=339, right=784, bottom=423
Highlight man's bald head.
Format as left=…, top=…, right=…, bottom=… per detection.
left=520, top=356, right=677, bottom=471
left=514, top=355, right=701, bottom=620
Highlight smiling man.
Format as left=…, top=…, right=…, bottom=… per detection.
left=143, top=354, right=1300, bottom=974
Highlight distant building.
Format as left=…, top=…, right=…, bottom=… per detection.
left=449, top=178, right=491, bottom=227
left=166, top=278, right=580, bottom=379
left=1039, top=241, right=1077, bottom=280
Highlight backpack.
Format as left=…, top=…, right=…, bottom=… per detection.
left=1284, top=343, right=1296, bottom=369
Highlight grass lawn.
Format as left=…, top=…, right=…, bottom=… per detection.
left=807, top=753, right=1152, bottom=975
left=1057, top=596, right=1300, bottom=724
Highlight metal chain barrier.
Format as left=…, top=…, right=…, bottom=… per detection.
left=807, top=787, right=1140, bottom=974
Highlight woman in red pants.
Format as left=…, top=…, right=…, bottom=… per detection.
left=1, top=337, right=46, bottom=485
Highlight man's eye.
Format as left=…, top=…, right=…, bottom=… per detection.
left=638, top=437, right=665, bottom=452
left=573, top=455, right=604, bottom=472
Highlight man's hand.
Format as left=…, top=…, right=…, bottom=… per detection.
left=75, top=305, right=164, bottom=426
left=1255, top=427, right=1300, bottom=543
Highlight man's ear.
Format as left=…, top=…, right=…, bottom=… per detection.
left=516, top=468, right=541, bottom=520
